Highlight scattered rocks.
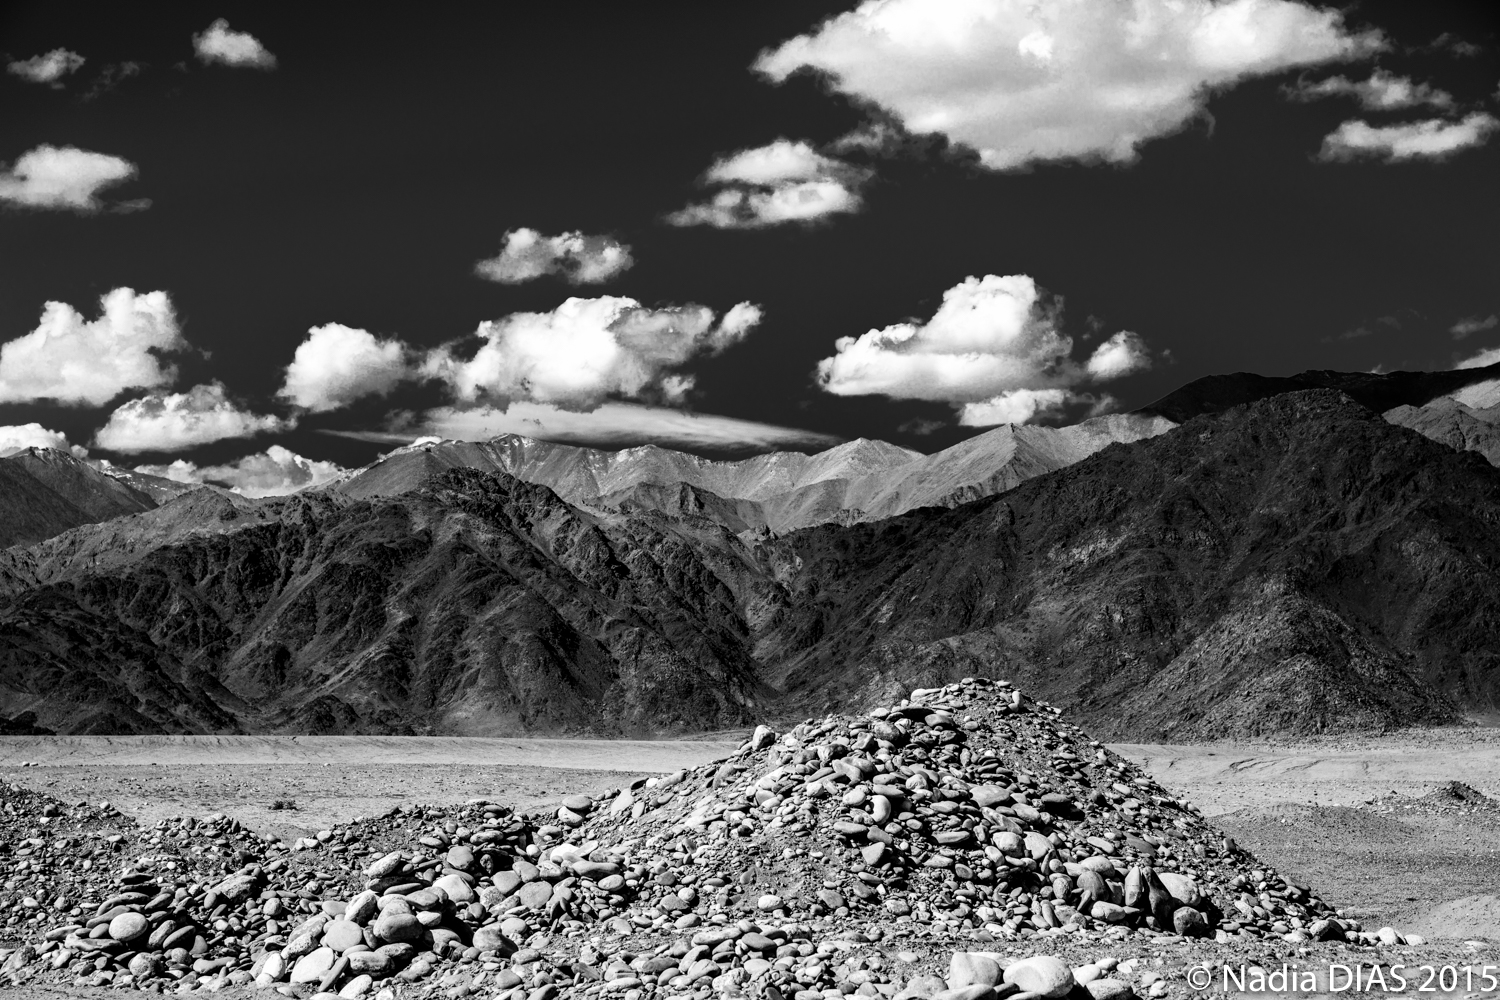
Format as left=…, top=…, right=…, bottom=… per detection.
left=0, top=677, right=1423, bottom=996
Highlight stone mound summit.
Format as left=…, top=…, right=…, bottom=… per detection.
left=0, top=678, right=1419, bottom=998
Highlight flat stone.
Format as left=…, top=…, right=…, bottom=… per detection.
left=290, top=947, right=336, bottom=985
left=1002, top=956, right=1074, bottom=999
left=372, top=911, right=424, bottom=944
left=492, top=870, right=523, bottom=896
left=345, top=951, right=392, bottom=976
left=472, top=924, right=515, bottom=955
left=344, top=889, right=379, bottom=926
left=949, top=953, right=1002, bottom=988
left=108, top=912, right=149, bottom=943
left=563, top=794, right=593, bottom=813
left=445, top=846, right=475, bottom=871
left=321, top=919, right=364, bottom=953
left=433, top=873, right=475, bottom=905
left=518, top=881, right=553, bottom=909
left=1156, top=872, right=1204, bottom=909
left=1086, top=980, right=1135, bottom=1000
left=861, top=842, right=887, bottom=866
left=1024, top=831, right=1053, bottom=860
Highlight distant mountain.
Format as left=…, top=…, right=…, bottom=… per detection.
left=99, top=466, right=201, bottom=504
left=3, top=389, right=1496, bottom=739
left=1138, top=362, right=1500, bottom=423
left=336, top=413, right=1174, bottom=533
left=6, top=448, right=156, bottom=522
left=1384, top=397, right=1500, bottom=468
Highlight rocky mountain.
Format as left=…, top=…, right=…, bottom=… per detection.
left=1138, top=362, right=1500, bottom=423
left=336, top=413, right=1174, bottom=533
left=0, top=460, right=96, bottom=550
left=6, top=448, right=156, bottom=522
left=1384, top=396, right=1500, bottom=467
left=1, top=389, right=1496, bottom=738
left=759, top=390, right=1495, bottom=739
left=0, top=471, right=779, bottom=735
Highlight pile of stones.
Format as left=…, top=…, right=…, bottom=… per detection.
left=0, top=677, right=1402, bottom=998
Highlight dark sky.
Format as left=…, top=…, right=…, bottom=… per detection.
left=1, top=0, right=1498, bottom=487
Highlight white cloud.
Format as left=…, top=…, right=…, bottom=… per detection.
left=815, top=275, right=1152, bottom=421
left=756, top=0, right=1379, bottom=170
left=1319, top=113, right=1499, bottom=161
left=277, top=323, right=410, bottom=413
left=422, top=295, right=763, bottom=409
left=1453, top=315, right=1498, bottom=340
left=1285, top=69, right=1453, bottom=110
left=667, top=139, right=868, bottom=229
left=93, top=382, right=289, bottom=453
left=193, top=19, right=277, bottom=69
left=343, top=401, right=840, bottom=454
left=0, top=145, right=138, bottom=211
left=0, top=289, right=185, bottom=406
left=0, top=423, right=85, bottom=458
left=134, top=445, right=344, bottom=498
left=1084, top=331, right=1153, bottom=379
left=475, top=229, right=634, bottom=285
left=7, top=49, right=85, bottom=85
left=1457, top=346, right=1500, bottom=371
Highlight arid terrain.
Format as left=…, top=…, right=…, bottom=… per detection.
left=5, top=726, right=1498, bottom=947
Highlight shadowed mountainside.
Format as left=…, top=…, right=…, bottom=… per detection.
left=1385, top=397, right=1500, bottom=468
left=0, top=391, right=1497, bottom=739
left=1138, top=363, right=1500, bottom=423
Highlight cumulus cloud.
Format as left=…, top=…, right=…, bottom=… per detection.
left=1319, top=112, right=1499, bottom=162
left=193, top=19, right=276, bottom=69
left=0, top=289, right=186, bottom=406
left=134, top=445, right=344, bottom=498
left=93, top=382, right=289, bottom=453
left=475, top=229, right=634, bottom=285
left=7, top=49, right=85, bottom=85
left=667, top=139, right=869, bottom=229
left=422, top=295, right=763, bottom=409
left=277, top=323, right=411, bottom=413
left=337, top=401, right=841, bottom=455
left=815, top=274, right=1151, bottom=426
left=1453, top=315, right=1499, bottom=340
left=0, top=145, right=138, bottom=211
left=0, top=423, right=85, bottom=458
left=756, top=0, right=1379, bottom=170
left=1285, top=69, right=1453, bottom=110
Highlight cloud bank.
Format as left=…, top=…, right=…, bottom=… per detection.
left=136, top=446, right=344, bottom=498
left=1452, top=315, right=1498, bottom=340
left=194, top=19, right=277, bottom=69
left=93, top=382, right=289, bottom=453
left=1318, top=113, right=1499, bottom=162
left=7, top=49, right=85, bottom=85
left=0, top=289, right=186, bottom=406
left=277, top=323, right=410, bottom=413
left=0, top=145, right=138, bottom=212
left=475, top=229, right=634, bottom=285
left=668, top=139, right=869, bottom=228
left=756, top=0, right=1379, bottom=169
left=815, top=274, right=1152, bottom=426
left=343, top=401, right=840, bottom=455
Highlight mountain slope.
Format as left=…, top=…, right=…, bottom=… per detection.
left=0, top=462, right=94, bottom=549
left=759, top=390, right=1498, bottom=739
left=1385, top=397, right=1500, bottom=467
left=5, top=448, right=157, bottom=522
left=0, top=471, right=780, bottom=735
left=1139, top=362, right=1500, bottom=422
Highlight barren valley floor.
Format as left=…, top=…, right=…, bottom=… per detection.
left=2, top=728, right=1498, bottom=998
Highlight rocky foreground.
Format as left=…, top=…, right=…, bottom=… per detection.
left=0, top=678, right=1466, bottom=1000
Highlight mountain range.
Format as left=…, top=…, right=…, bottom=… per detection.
left=2, top=364, right=1499, bottom=738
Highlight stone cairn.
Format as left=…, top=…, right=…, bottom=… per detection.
left=0, top=678, right=1406, bottom=999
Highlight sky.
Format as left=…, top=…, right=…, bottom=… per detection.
left=1, top=0, right=1498, bottom=495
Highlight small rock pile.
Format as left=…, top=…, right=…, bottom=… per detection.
left=0, top=678, right=1397, bottom=998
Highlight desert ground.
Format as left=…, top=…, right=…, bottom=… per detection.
left=3, top=727, right=1498, bottom=998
